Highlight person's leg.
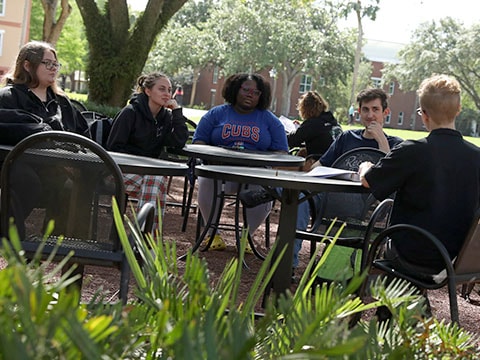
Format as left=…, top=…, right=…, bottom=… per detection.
left=293, top=192, right=311, bottom=269
left=197, top=176, right=225, bottom=249
left=139, top=175, right=167, bottom=231
left=375, top=239, right=434, bottom=321
left=197, top=176, right=222, bottom=227
left=124, top=174, right=167, bottom=233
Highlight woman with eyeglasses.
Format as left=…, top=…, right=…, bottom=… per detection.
left=0, top=40, right=89, bottom=141
left=192, top=73, right=288, bottom=251
left=0, top=41, right=91, bottom=238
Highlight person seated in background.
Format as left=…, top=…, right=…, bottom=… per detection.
left=287, top=90, right=341, bottom=171
left=0, top=40, right=90, bottom=141
left=0, top=41, right=90, bottom=237
left=192, top=73, right=288, bottom=251
left=359, top=74, right=480, bottom=319
left=240, top=88, right=402, bottom=281
left=107, top=72, right=189, bottom=233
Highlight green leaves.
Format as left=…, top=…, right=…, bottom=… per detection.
left=0, top=206, right=478, bottom=358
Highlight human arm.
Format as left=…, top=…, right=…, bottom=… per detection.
left=192, top=109, right=216, bottom=144
left=287, top=120, right=310, bottom=148
left=267, top=113, right=289, bottom=153
left=358, top=161, right=373, bottom=188
left=364, top=121, right=391, bottom=153
left=106, top=107, right=135, bottom=153
left=163, top=107, right=189, bottom=149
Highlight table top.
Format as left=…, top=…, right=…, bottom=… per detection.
left=195, top=165, right=369, bottom=193
left=179, top=144, right=304, bottom=167
left=0, top=144, right=188, bottom=177
left=108, top=151, right=188, bottom=176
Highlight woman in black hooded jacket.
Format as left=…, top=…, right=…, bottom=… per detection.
left=107, top=72, right=189, bottom=232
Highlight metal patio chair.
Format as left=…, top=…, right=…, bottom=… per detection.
left=362, top=208, right=480, bottom=324
left=0, top=131, right=154, bottom=303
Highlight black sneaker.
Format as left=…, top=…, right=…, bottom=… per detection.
left=238, top=188, right=275, bottom=208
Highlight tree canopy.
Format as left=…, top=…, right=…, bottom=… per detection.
left=148, top=0, right=356, bottom=115
left=384, top=18, right=480, bottom=113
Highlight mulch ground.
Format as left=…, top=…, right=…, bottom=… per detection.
left=1, top=175, right=480, bottom=337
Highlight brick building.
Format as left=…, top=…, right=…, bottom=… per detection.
left=186, top=40, right=424, bottom=131
left=0, top=0, right=32, bottom=77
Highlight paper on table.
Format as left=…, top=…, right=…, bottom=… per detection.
left=302, top=166, right=360, bottom=182
left=279, top=115, right=298, bottom=134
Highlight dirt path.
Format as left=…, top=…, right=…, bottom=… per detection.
left=1, top=175, right=480, bottom=336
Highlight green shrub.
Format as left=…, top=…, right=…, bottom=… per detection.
left=0, top=203, right=478, bottom=358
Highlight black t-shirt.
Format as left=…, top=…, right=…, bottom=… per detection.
left=365, top=128, right=480, bottom=270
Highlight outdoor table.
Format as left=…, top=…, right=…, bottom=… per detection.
left=0, top=144, right=188, bottom=177
left=179, top=143, right=304, bottom=167
left=194, top=164, right=369, bottom=296
left=177, top=143, right=304, bottom=259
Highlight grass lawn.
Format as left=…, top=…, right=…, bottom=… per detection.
left=343, top=124, right=480, bottom=147
left=64, top=93, right=480, bottom=148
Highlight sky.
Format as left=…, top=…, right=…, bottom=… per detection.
left=355, top=0, right=476, bottom=45
left=127, top=0, right=475, bottom=45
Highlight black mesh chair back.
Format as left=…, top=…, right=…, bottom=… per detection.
left=0, top=131, right=134, bottom=302
left=317, top=147, right=386, bottom=231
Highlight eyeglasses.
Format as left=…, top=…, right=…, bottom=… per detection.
left=40, top=60, right=62, bottom=71
left=240, top=86, right=261, bottom=97
left=416, top=107, right=424, bottom=116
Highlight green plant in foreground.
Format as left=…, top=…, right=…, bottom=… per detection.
left=0, top=201, right=478, bottom=359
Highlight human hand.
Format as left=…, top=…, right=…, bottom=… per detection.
left=364, top=121, right=384, bottom=140
left=358, top=161, right=373, bottom=177
left=165, top=99, right=180, bottom=110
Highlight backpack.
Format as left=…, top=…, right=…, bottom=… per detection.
left=83, top=111, right=113, bottom=148
left=0, top=109, right=52, bottom=145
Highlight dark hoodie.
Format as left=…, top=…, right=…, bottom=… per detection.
left=0, top=83, right=90, bottom=138
left=287, top=111, right=340, bottom=156
left=106, top=93, right=189, bottom=158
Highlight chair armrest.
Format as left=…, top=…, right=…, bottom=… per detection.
left=359, top=198, right=394, bottom=269
left=364, top=223, right=455, bottom=279
left=136, top=202, right=155, bottom=235
left=295, top=230, right=364, bottom=248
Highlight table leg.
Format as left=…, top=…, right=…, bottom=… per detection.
left=270, top=188, right=300, bottom=295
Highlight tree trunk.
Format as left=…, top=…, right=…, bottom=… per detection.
left=350, top=1, right=363, bottom=106
left=41, top=0, right=72, bottom=46
left=189, top=69, right=200, bottom=107
left=75, top=0, right=188, bottom=107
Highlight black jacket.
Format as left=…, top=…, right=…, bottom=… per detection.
left=106, top=93, right=189, bottom=158
left=287, top=111, right=339, bottom=156
left=0, top=83, right=90, bottom=138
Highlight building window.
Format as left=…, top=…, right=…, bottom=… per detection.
left=212, top=66, right=219, bottom=84
left=299, top=74, right=312, bottom=93
left=0, top=0, right=5, bottom=16
left=389, top=81, right=395, bottom=95
left=385, top=113, right=391, bottom=124
left=210, top=89, right=216, bottom=108
left=371, top=77, right=382, bottom=88
left=398, top=111, right=404, bottom=126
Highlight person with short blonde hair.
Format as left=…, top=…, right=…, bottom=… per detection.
left=360, top=73, right=480, bottom=288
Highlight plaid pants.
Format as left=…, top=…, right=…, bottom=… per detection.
left=123, top=173, right=167, bottom=231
